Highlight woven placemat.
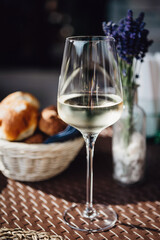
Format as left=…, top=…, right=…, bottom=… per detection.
left=0, top=138, right=160, bottom=239
left=0, top=228, right=63, bottom=239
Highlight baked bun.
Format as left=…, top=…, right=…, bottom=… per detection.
left=0, top=92, right=40, bottom=141
left=1, top=91, right=40, bottom=109
left=39, top=105, right=67, bottom=136
left=24, top=132, right=47, bottom=144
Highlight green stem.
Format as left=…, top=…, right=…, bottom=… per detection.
left=120, top=59, right=135, bottom=146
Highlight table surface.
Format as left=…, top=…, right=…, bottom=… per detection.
left=0, top=136, right=160, bottom=240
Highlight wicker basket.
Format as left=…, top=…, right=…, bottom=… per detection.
left=0, top=228, right=63, bottom=240
left=0, top=137, right=84, bottom=182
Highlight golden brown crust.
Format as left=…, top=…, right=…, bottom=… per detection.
left=38, top=105, right=67, bottom=136
left=24, top=132, right=47, bottom=144
left=1, top=91, right=40, bottom=109
left=0, top=100, right=39, bottom=141
left=0, top=92, right=40, bottom=141
left=0, top=92, right=68, bottom=142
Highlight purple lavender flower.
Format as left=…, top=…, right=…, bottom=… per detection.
left=102, top=10, right=153, bottom=64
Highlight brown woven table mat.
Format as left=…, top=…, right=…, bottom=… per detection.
left=0, top=137, right=160, bottom=240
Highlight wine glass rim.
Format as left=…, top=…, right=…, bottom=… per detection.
left=66, top=35, right=115, bottom=42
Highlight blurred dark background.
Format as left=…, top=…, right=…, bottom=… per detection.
left=0, top=0, right=107, bottom=69
left=0, top=0, right=159, bottom=70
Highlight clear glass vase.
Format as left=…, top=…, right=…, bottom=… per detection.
left=112, top=87, right=146, bottom=185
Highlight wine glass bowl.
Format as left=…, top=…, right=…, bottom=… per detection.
left=57, top=36, right=123, bottom=232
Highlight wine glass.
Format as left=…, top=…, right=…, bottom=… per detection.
left=57, top=36, right=123, bottom=232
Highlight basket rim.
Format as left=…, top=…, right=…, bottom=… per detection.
left=0, top=137, right=83, bottom=150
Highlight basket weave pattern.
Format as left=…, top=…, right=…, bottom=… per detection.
left=0, top=138, right=84, bottom=182
left=0, top=228, right=63, bottom=239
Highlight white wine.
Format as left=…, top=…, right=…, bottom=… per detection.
left=58, top=93, right=123, bottom=134
left=58, top=94, right=123, bottom=134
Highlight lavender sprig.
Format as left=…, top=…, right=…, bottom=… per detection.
left=102, top=10, right=153, bottom=64
left=102, top=10, right=153, bottom=145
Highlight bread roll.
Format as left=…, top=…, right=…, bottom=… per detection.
left=0, top=92, right=40, bottom=141
left=1, top=91, right=40, bottom=109
left=38, top=105, right=67, bottom=136
left=24, top=132, right=47, bottom=144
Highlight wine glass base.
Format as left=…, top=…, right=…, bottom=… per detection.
left=63, top=203, right=117, bottom=232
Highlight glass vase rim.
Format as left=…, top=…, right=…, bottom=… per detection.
left=66, top=35, right=115, bottom=42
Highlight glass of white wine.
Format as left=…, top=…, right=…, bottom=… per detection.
left=57, top=36, right=123, bottom=232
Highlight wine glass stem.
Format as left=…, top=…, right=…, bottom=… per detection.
left=83, top=133, right=98, bottom=218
